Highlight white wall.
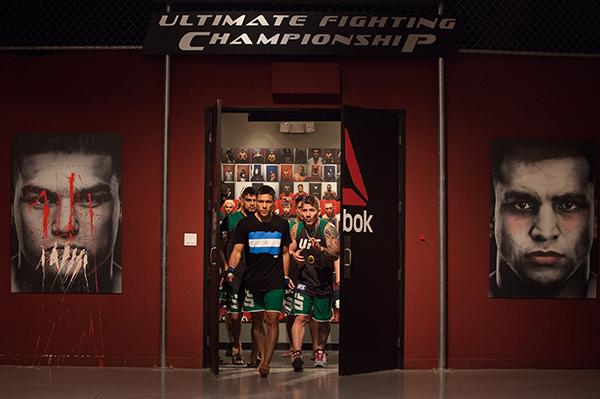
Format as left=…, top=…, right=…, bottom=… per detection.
left=221, top=112, right=340, bottom=148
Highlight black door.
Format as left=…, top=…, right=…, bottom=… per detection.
left=339, top=105, right=404, bottom=375
left=204, top=99, right=223, bottom=375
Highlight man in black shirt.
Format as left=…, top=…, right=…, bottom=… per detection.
left=288, top=195, right=340, bottom=371
left=226, top=185, right=291, bottom=377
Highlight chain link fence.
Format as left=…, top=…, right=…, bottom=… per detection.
left=1, top=1, right=599, bottom=54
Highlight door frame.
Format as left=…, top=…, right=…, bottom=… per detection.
left=202, top=105, right=405, bottom=374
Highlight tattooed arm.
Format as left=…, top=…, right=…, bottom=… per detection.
left=323, top=222, right=340, bottom=258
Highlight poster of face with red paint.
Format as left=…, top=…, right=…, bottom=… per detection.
left=11, top=133, right=122, bottom=294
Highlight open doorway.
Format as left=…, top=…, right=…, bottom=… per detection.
left=205, top=105, right=405, bottom=376
left=218, top=109, right=342, bottom=372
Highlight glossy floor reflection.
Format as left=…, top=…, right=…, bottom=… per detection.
left=1, top=365, right=599, bottom=399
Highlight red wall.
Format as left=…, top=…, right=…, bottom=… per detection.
left=2, top=50, right=598, bottom=369
left=446, top=55, right=600, bottom=368
left=0, top=52, right=164, bottom=366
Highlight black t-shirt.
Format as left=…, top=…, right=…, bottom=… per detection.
left=296, top=219, right=337, bottom=297
left=232, top=213, right=291, bottom=292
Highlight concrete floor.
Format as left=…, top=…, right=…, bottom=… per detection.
left=1, top=364, right=599, bottom=399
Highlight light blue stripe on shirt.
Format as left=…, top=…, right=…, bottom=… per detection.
left=249, top=231, right=282, bottom=255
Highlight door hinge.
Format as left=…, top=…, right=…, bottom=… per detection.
left=205, top=335, right=210, bottom=347
left=398, top=135, right=403, bottom=146
left=398, top=269, right=402, bottom=281
left=397, top=337, right=401, bottom=348
left=398, top=200, right=403, bottom=214
left=208, top=131, right=213, bottom=144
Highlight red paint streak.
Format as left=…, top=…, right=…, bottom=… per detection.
left=68, top=173, right=75, bottom=240
left=57, top=191, right=61, bottom=227
left=97, top=305, right=105, bottom=367
left=29, top=191, right=50, bottom=239
left=88, top=193, right=94, bottom=238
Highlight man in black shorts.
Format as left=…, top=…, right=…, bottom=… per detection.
left=289, top=195, right=340, bottom=370
left=226, top=185, right=292, bottom=377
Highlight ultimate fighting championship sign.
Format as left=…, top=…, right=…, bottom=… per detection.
left=143, top=12, right=459, bottom=55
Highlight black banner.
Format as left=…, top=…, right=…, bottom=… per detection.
left=143, top=12, right=458, bottom=55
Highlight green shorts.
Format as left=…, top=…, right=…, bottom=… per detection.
left=243, top=288, right=285, bottom=313
left=290, top=288, right=333, bottom=322
left=225, top=291, right=244, bottom=314
left=282, top=289, right=295, bottom=315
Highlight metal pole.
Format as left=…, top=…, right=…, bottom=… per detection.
left=160, top=3, right=171, bottom=370
left=438, top=0, right=448, bottom=371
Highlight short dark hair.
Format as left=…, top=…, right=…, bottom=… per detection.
left=295, top=195, right=306, bottom=206
left=12, top=133, right=122, bottom=186
left=491, top=139, right=597, bottom=185
left=301, top=195, right=320, bottom=210
left=241, top=186, right=257, bottom=198
left=257, top=185, right=276, bottom=199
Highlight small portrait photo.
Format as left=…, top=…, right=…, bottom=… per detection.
left=322, top=183, right=338, bottom=200
left=250, top=164, right=265, bottom=182
left=323, top=165, right=336, bottom=182
left=309, top=164, right=322, bottom=182
left=335, top=148, right=342, bottom=164
left=220, top=199, right=238, bottom=218
left=236, top=148, right=250, bottom=163
left=266, top=148, right=280, bottom=164
left=309, top=183, right=322, bottom=199
left=251, top=147, right=266, bottom=164
left=280, top=164, right=293, bottom=182
left=266, top=165, right=279, bottom=182
left=222, top=164, right=235, bottom=182
left=308, top=148, right=323, bottom=165
left=223, top=147, right=236, bottom=163
left=294, top=148, right=308, bottom=164
left=281, top=147, right=294, bottom=164
left=235, top=182, right=252, bottom=199
left=279, top=199, right=295, bottom=219
left=489, top=139, right=597, bottom=299
left=293, top=164, right=308, bottom=182
left=294, top=182, right=308, bottom=199
left=222, top=183, right=235, bottom=202
left=279, top=182, right=294, bottom=202
left=323, top=148, right=336, bottom=165
left=321, top=200, right=340, bottom=230
left=236, top=164, right=250, bottom=182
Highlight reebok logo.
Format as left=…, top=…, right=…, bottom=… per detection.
left=342, top=209, right=373, bottom=233
left=342, top=128, right=374, bottom=234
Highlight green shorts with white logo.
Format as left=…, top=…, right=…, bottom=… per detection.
left=243, top=288, right=285, bottom=313
left=225, top=290, right=244, bottom=314
left=290, top=287, right=333, bottom=322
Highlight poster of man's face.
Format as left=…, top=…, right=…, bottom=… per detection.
left=489, top=140, right=597, bottom=299
left=266, top=149, right=279, bottom=164
left=11, top=133, right=122, bottom=294
left=222, top=164, right=235, bottom=182
left=309, top=183, right=322, bottom=199
left=251, top=147, right=265, bottom=164
left=280, top=164, right=293, bottom=182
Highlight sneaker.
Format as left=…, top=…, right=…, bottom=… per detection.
left=313, top=350, right=327, bottom=368
left=291, top=350, right=304, bottom=372
left=232, top=351, right=245, bottom=365
left=225, top=345, right=233, bottom=357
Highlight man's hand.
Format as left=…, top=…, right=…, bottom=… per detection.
left=224, top=266, right=235, bottom=284
left=285, top=276, right=295, bottom=289
left=309, top=237, right=323, bottom=252
left=292, top=250, right=305, bottom=264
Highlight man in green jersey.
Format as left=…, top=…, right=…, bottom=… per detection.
left=220, top=187, right=257, bottom=365
left=289, top=195, right=340, bottom=371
